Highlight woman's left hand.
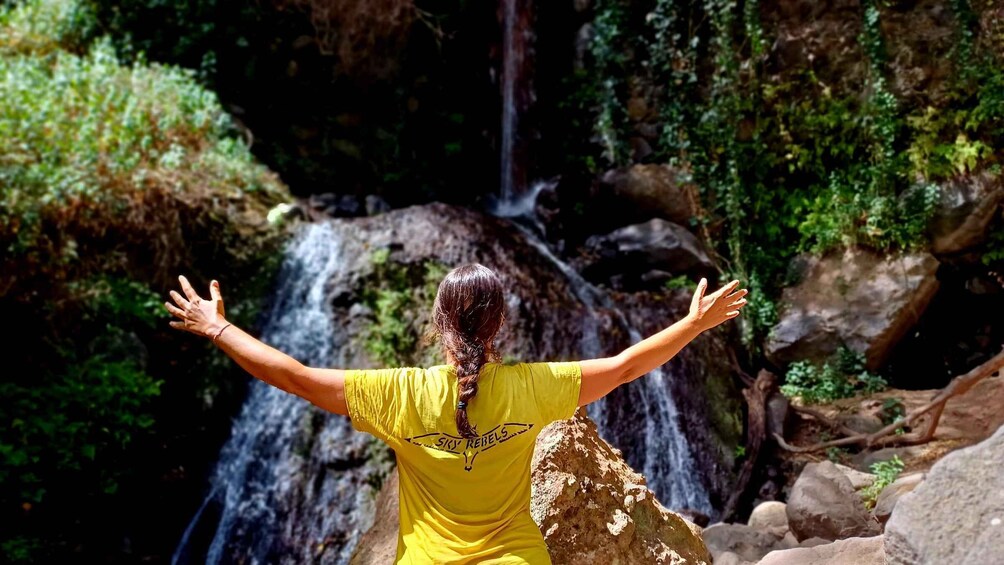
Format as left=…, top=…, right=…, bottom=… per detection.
left=165, top=275, right=227, bottom=338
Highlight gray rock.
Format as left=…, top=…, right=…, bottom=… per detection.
left=714, top=551, right=751, bottom=565
left=600, top=164, right=698, bottom=226
left=364, top=194, right=391, bottom=216
left=928, top=172, right=1004, bottom=255
left=748, top=501, right=790, bottom=538
left=759, top=535, right=886, bottom=565
left=834, top=463, right=877, bottom=491
left=581, top=218, right=715, bottom=287
left=885, top=424, right=1004, bottom=564
left=787, top=461, right=882, bottom=542
left=800, top=537, right=832, bottom=548
left=702, top=523, right=795, bottom=563
left=872, top=472, right=924, bottom=525
left=765, top=247, right=940, bottom=370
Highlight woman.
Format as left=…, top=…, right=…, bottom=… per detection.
left=165, top=265, right=747, bottom=564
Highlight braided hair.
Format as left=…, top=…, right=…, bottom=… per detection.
left=429, top=264, right=506, bottom=439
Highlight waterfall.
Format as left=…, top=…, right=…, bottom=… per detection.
left=173, top=222, right=390, bottom=565
left=499, top=0, right=533, bottom=201
left=494, top=190, right=712, bottom=515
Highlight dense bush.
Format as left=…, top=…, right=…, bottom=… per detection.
left=780, top=348, right=888, bottom=404
left=572, top=0, right=1003, bottom=346
left=0, top=0, right=290, bottom=560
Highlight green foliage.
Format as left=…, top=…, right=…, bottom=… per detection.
left=879, top=397, right=906, bottom=427
left=860, top=455, right=905, bottom=509
left=982, top=221, right=1004, bottom=266
left=826, top=446, right=849, bottom=463
left=0, top=355, right=161, bottom=503
left=0, top=2, right=290, bottom=560
left=663, top=274, right=692, bottom=290
left=590, top=0, right=631, bottom=165
left=579, top=0, right=1003, bottom=349
left=0, top=2, right=286, bottom=293
left=362, top=250, right=447, bottom=367
left=781, top=348, right=888, bottom=404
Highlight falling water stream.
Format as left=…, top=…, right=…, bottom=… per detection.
left=493, top=184, right=711, bottom=513
left=173, top=223, right=388, bottom=564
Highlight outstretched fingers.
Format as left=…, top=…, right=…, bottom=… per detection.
left=178, top=275, right=201, bottom=302
left=164, top=301, right=185, bottom=318
left=726, top=288, right=749, bottom=307
left=209, top=279, right=222, bottom=302
left=169, top=290, right=189, bottom=309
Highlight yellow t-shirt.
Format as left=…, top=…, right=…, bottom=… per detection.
left=344, top=361, right=582, bottom=564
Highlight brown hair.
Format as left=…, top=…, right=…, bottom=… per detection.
left=429, top=264, right=506, bottom=439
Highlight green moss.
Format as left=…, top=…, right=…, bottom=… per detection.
left=361, top=251, right=448, bottom=367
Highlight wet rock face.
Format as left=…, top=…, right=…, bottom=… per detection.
left=607, top=290, right=743, bottom=511
left=598, top=164, right=699, bottom=227
left=579, top=219, right=716, bottom=290
left=330, top=203, right=741, bottom=509
left=765, top=247, right=940, bottom=370
left=326, top=202, right=612, bottom=367
left=885, top=423, right=1004, bottom=565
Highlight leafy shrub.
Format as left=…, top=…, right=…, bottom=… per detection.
left=579, top=0, right=1003, bottom=349
left=781, top=348, right=888, bottom=404
left=0, top=1, right=290, bottom=560
left=860, top=455, right=905, bottom=509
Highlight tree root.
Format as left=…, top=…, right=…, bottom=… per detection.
left=775, top=348, right=1004, bottom=454
left=721, top=369, right=777, bottom=522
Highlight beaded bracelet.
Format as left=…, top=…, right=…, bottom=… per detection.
left=212, top=322, right=232, bottom=343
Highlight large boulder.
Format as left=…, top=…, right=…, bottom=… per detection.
left=786, top=461, right=882, bottom=542
left=928, top=172, right=1004, bottom=256
left=872, top=472, right=925, bottom=525
left=885, top=423, right=1004, bottom=564
left=580, top=218, right=716, bottom=289
left=348, top=471, right=399, bottom=565
left=350, top=412, right=712, bottom=564
left=748, top=501, right=791, bottom=538
left=765, top=247, right=940, bottom=370
left=532, top=412, right=711, bottom=564
left=326, top=203, right=740, bottom=510
left=599, top=164, right=699, bottom=226
left=758, top=535, right=886, bottom=565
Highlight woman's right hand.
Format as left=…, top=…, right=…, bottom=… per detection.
left=687, top=277, right=748, bottom=332
left=164, top=275, right=228, bottom=338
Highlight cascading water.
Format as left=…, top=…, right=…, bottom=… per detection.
left=491, top=194, right=711, bottom=514
left=499, top=0, right=533, bottom=201
left=173, top=222, right=390, bottom=565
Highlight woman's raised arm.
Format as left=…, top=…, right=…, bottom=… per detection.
left=577, top=278, right=748, bottom=407
left=164, top=275, right=349, bottom=415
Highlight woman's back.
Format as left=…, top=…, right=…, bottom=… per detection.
left=344, top=361, right=581, bottom=564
